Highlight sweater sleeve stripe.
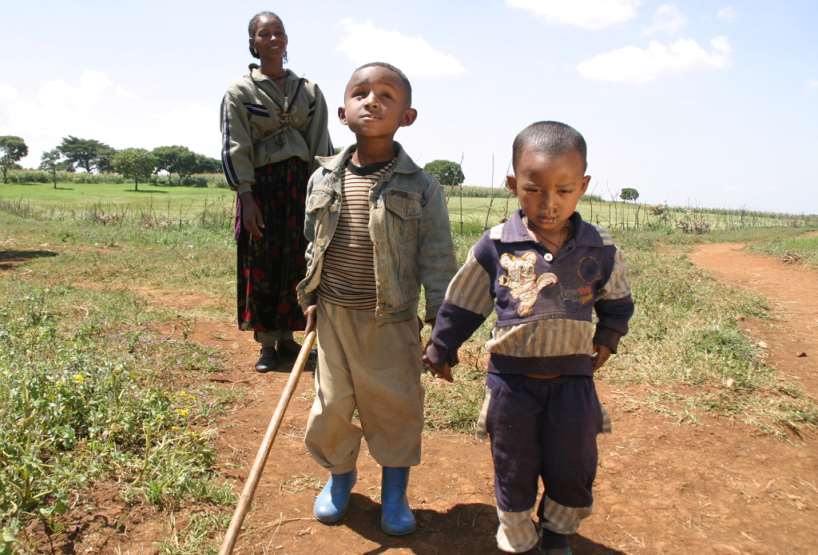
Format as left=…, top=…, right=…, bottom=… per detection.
left=220, top=96, right=241, bottom=188
left=598, top=248, right=631, bottom=301
left=444, top=248, right=494, bottom=317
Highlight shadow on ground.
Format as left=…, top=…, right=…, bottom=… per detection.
left=0, top=249, right=58, bottom=270
left=335, top=496, right=622, bottom=554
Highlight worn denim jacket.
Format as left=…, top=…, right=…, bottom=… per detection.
left=296, top=143, right=458, bottom=323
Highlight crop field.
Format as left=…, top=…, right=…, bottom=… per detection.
left=2, top=179, right=818, bottom=553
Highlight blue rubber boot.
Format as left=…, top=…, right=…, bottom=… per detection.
left=380, top=467, right=416, bottom=536
left=313, top=470, right=356, bottom=524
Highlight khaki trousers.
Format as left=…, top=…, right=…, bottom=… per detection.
left=305, top=299, right=425, bottom=474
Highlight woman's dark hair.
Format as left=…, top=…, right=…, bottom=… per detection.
left=248, top=11, right=286, bottom=60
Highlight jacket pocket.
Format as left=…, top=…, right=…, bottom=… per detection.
left=306, top=189, right=333, bottom=213
left=384, top=190, right=422, bottom=220
left=382, top=190, right=422, bottom=305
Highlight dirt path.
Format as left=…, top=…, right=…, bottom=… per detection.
left=25, top=242, right=818, bottom=554
left=690, top=243, right=818, bottom=398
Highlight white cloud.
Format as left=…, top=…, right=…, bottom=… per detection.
left=716, top=6, right=737, bottom=22
left=506, top=0, right=640, bottom=30
left=808, top=79, right=818, bottom=90
left=577, top=36, right=732, bottom=83
left=642, top=4, right=686, bottom=36
left=0, top=70, right=217, bottom=168
left=336, top=19, right=465, bottom=78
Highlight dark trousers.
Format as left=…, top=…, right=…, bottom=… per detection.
left=486, top=373, right=602, bottom=522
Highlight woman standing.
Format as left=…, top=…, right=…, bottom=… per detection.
left=221, top=11, right=332, bottom=371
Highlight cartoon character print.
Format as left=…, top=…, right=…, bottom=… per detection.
left=498, top=251, right=559, bottom=317
left=560, top=256, right=602, bottom=306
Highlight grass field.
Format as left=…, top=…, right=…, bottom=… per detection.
left=2, top=180, right=818, bottom=552
left=3, top=178, right=817, bottom=232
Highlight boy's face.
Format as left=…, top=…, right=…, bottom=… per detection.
left=507, top=147, right=590, bottom=237
left=339, top=66, right=417, bottom=139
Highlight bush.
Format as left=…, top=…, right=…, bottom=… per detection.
left=180, top=176, right=208, bottom=188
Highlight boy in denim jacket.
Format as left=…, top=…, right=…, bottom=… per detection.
left=296, top=62, right=457, bottom=535
left=424, top=122, right=634, bottom=554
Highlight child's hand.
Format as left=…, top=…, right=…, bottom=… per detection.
left=422, top=352, right=453, bottom=383
left=304, top=305, right=317, bottom=334
left=239, top=191, right=265, bottom=239
left=592, top=344, right=612, bottom=372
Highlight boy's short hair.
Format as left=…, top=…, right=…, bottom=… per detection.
left=352, top=62, right=412, bottom=106
left=512, top=121, right=587, bottom=171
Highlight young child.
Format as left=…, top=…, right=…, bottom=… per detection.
left=423, top=121, right=634, bottom=554
left=296, top=62, right=457, bottom=535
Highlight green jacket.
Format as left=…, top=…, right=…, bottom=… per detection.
left=220, top=66, right=333, bottom=194
left=297, top=143, right=458, bottom=323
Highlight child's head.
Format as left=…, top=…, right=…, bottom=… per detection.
left=247, top=12, right=287, bottom=60
left=339, top=62, right=417, bottom=141
left=507, top=121, right=590, bottom=236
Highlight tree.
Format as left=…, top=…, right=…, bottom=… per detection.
left=152, top=145, right=198, bottom=183
left=95, top=144, right=117, bottom=173
left=57, top=136, right=115, bottom=173
left=39, top=149, right=62, bottom=189
left=620, top=187, right=640, bottom=202
left=193, top=153, right=221, bottom=174
left=423, top=159, right=465, bottom=186
left=113, top=148, right=156, bottom=191
left=0, top=136, right=28, bottom=183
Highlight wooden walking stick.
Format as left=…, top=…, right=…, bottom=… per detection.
left=219, top=330, right=317, bottom=555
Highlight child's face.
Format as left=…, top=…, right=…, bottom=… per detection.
left=339, top=66, right=417, bottom=139
left=507, top=147, right=590, bottom=237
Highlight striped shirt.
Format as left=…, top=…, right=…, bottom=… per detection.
left=318, top=159, right=395, bottom=310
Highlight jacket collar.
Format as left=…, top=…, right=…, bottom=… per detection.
left=501, top=210, right=603, bottom=247
left=248, top=65, right=297, bottom=85
left=316, top=142, right=421, bottom=178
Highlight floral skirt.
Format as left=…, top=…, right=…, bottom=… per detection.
left=236, top=157, right=309, bottom=334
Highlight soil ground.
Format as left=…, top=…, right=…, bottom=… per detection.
left=33, top=243, right=818, bottom=554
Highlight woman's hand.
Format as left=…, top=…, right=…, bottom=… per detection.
left=240, top=191, right=265, bottom=239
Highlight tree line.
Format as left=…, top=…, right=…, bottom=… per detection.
left=0, top=135, right=220, bottom=190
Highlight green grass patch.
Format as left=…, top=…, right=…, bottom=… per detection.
left=748, top=232, right=818, bottom=268
left=155, top=511, right=231, bottom=555
left=0, top=279, right=235, bottom=553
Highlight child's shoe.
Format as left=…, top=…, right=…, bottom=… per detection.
left=380, top=467, right=416, bottom=535
left=313, top=470, right=357, bottom=524
left=538, top=526, right=572, bottom=555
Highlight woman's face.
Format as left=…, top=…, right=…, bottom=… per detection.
left=250, top=15, right=287, bottom=62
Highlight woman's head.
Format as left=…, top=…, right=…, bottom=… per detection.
left=248, top=12, right=287, bottom=62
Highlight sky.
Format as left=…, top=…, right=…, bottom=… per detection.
left=1, top=0, right=817, bottom=213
